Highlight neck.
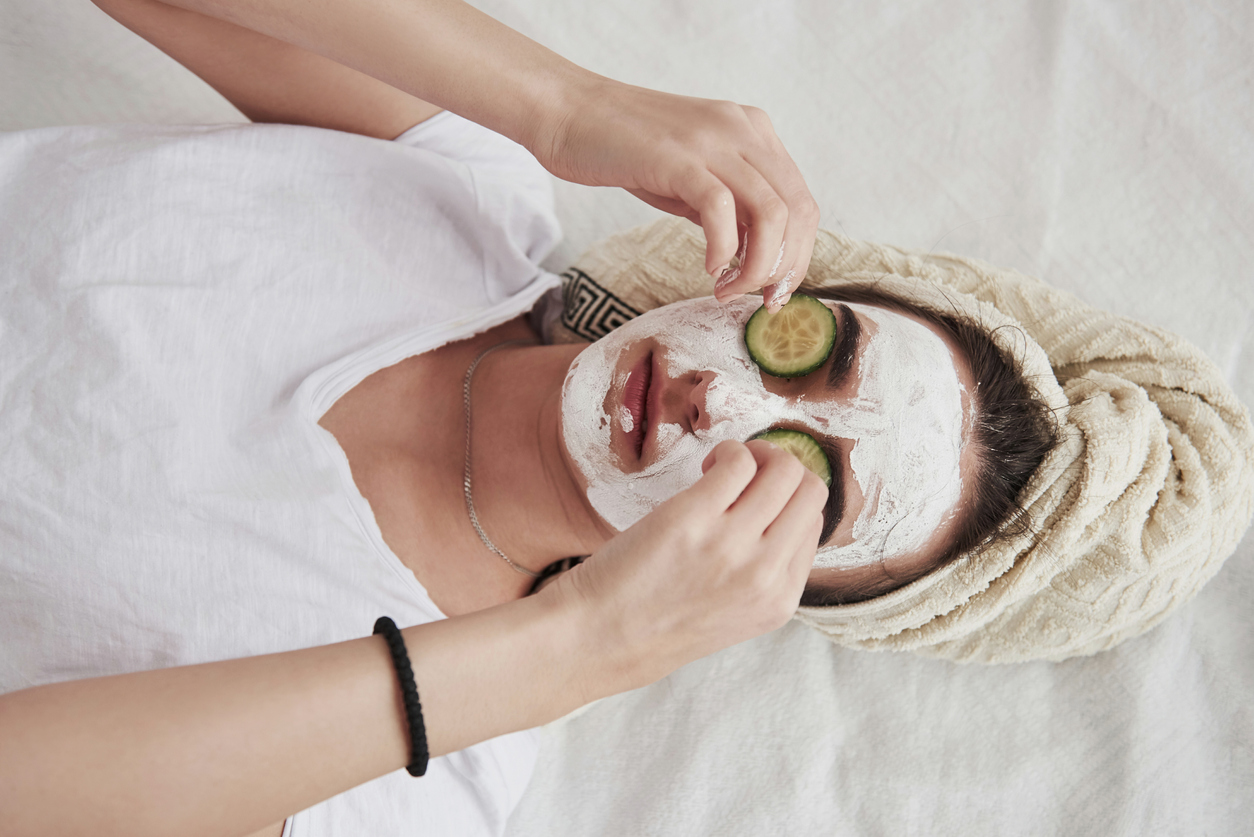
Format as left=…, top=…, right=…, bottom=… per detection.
left=467, top=341, right=611, bottom=572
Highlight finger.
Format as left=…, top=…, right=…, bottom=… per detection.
left=755, top=484, right=824, bottom=616
left=626, top=188, right=702, bottom=225
left=708, top=157, right=790, bottom=301
left=683, top=440, right=760, bottom=512
left=667, top=168, right=740, bottom=277
left=725, top=440, right=809, bottom=534
left=700, top=445, right=719, bottom=475
left=764, top=472, right=828, bottom=565
left=786, top=511, right=826, bottom=591
left=760, top=211, right=817, bottom=312
left=763, top=467, right=827, bottom=534
left=699, top=435, right=756, bottom=475
left=736, top=110, right=821, bottom=310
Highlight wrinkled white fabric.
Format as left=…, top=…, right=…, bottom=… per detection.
left=0, top=112, right=559, bottom=837
left=7, top=2, right=1254, bottom=837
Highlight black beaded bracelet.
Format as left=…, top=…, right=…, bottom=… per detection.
left=373, top=616, right=429, bottom=777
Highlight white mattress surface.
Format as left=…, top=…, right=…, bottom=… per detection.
left=3, top=1, right=1251, bottom=834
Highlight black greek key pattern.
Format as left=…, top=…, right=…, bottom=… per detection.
left=559, top=268, right=643, bottom=341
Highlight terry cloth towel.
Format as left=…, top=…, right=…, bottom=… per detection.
left=550, top=216, right=1254, bottom=663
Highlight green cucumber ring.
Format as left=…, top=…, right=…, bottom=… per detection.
left=744, top=293, right=837, bottom=378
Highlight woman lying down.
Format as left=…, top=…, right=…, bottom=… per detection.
left=3, top=0, right=1253, bottom=836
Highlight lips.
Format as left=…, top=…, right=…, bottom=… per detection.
left=623, top=352, right=652, bottom=459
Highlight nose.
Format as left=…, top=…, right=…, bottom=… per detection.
left=658, top=368, right=717, bottom=432
left=688, top=370, right=715, bottom=432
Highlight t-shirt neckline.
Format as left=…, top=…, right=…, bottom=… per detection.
left=294, top=274, right=561, bottom=619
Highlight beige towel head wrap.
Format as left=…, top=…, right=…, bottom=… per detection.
left=550, top=217, right=1254, bottom=663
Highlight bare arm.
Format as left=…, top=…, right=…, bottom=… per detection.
left=0, top=594, right=590, bottom=837
left=92, top=0, right=442, bottom=139
left=136, top=0, right=586, bottom=151
left=95, top=0, right=821, bottom=304
left=0, top=442, right=826, bottom=837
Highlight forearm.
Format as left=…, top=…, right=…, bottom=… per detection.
left=0, top=592, right=624, bottom=837
left=92, top=0, right=444, bottom=140
left=158, top=0, right=594, bottom=151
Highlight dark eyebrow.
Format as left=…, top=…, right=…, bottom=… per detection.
left=826, top=303, right=861, bottom=391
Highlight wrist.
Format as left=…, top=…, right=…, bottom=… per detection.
left=511, top=64, right=606, bottom=172
left=532, top=576, right=665, bottom=702
left=398, top=583, right=644, bottom=757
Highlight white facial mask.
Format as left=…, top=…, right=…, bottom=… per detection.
left=560, top=297, right=966, bottom=568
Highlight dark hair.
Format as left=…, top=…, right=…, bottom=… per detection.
left=799, top=284, right=1060, bottom=606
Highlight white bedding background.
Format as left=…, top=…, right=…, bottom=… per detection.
left=3, top=1, right=1251, bottom=835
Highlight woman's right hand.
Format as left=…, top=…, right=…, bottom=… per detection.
left=545, top=439, right=827, bottom=691
left=529, top=77, right=820, bottom=312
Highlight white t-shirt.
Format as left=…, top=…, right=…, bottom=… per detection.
left=0, top=113, right=562, bottom=835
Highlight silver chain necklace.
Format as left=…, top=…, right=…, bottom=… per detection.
left=463, top=340, right=542, bottom=578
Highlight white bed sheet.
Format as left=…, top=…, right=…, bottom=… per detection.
left=3, top=1, right=1251, bottom=834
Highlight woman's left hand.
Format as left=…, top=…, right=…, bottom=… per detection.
left=530, top=76, right=820, bottom=312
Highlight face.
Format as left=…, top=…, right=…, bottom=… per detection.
left=559, top=296, right=975, bottom=571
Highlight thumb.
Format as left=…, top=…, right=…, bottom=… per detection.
left=700, top=439, right=750, bottom=475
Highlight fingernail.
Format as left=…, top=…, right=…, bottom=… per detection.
left=736, top=237, right=748, bottom=264
left=710, top=262, right=730, bottom=278
left=714, top=266, right=741, bottom=296
left=766, top=277, right=792, bottom=311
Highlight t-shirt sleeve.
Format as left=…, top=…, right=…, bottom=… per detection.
left=392, top=112, right=561, bottom=270
left=391, top=111, right=529, bottom=166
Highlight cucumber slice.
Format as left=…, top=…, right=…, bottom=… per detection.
left=744, top=293, right=837, bottom=378
left=752, top=429, right=832, bottom=487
